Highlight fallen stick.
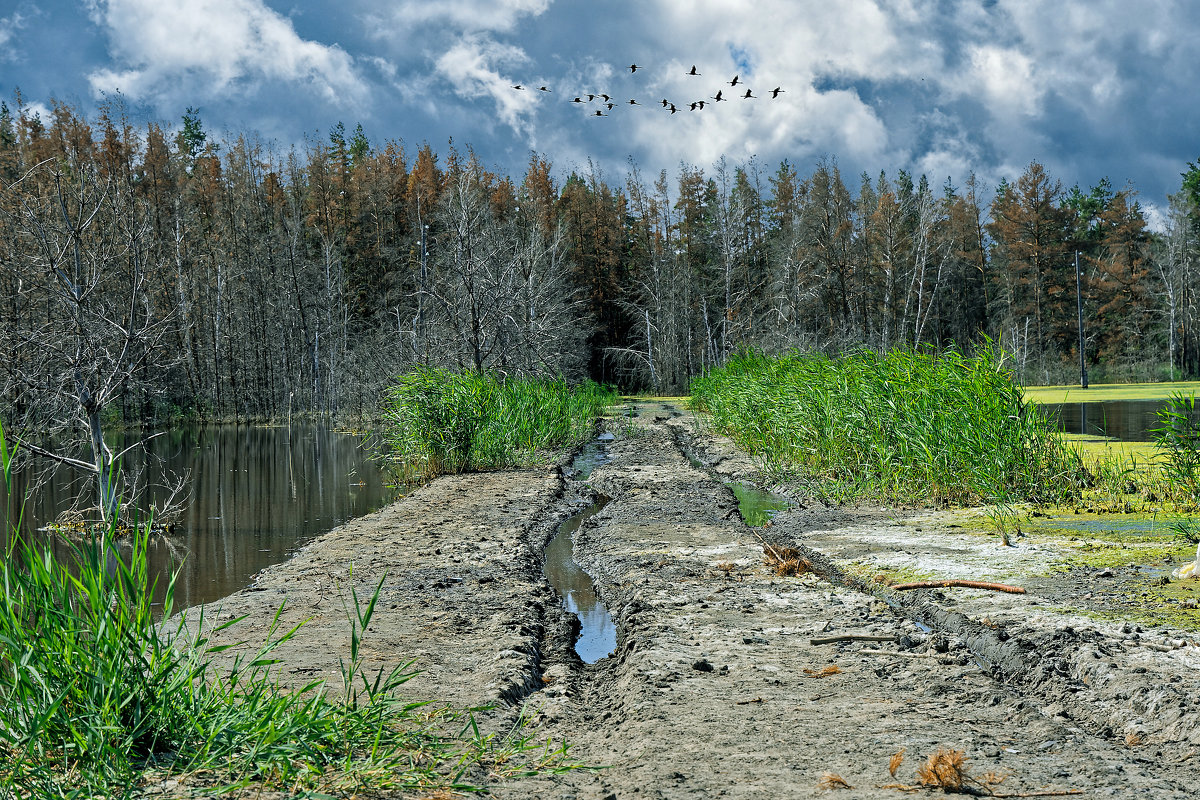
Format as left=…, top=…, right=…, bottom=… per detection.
left=989, top=790, right=1083, bottom=798
left=859, top=648, right=935, bottom=659
left=890, top=579, right=1026, bottom=594
left=811, top=634, right=898, bottom=645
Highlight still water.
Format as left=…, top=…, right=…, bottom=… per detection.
left=0, top=425, right=400, bottom=611
left=543, top=436, right=617, bottom=663
left=1044, top=399, right=1172, bottom=442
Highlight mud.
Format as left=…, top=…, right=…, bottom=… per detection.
left=192, top=402, right=1200, bottom=798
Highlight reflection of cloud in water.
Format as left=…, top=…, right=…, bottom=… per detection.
left=544, top=496, right=616, bottom=663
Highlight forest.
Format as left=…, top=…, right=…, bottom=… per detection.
left=2, top=95, right=1200, bottom=434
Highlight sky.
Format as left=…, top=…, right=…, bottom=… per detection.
left=2, top=0, right=1199, bottom=222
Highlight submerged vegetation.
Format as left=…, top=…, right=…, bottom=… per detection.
left=690, top=346, right=1082, bottom=506
left=0, top=424, right=575, bottom=798
left=382, top=368, right=617, bottom=479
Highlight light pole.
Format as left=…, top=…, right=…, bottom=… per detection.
left=1075, top=250, right=1088, bottom=389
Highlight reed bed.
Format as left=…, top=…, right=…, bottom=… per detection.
left=0, top=424, right=575, bottom=798
left=382, top=368, right=617, bottom=479
left=690, top=347, right=1082, bottom=505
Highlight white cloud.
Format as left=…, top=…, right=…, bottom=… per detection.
left=389, top=0, right=551, bottom=33
left=435, top=34, right=539, bottom=138
left=87, top=0, right=368, bottom=110
left=961, top=44, right=1041, bottom=118
left=0, top=11, right=25, bottom=60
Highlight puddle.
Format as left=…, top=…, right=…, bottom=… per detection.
left=1041, top=516, right=1189, bottom=540
left=545, top=433, right=617, bottom=663
left=728, top=482, right=791, bottom=527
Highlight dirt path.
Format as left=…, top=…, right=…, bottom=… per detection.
left=195, top=402, right=1200, bottom=798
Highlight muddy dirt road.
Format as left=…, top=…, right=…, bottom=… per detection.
left=196, top=403, right=1200, bottom=798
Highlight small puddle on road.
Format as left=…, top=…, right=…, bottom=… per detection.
left=544, top=435, right=617, bottom=663
left=728, top=482, right=791, bottom=527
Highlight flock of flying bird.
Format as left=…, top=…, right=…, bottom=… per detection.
left=511, top=63, right=785, bottom=117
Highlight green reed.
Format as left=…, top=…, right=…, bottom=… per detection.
left=382, top=368, right=617, bottom=478
left=690, top=346, right=1082, bottom=505
left=0, top=422, right=577, bottom=797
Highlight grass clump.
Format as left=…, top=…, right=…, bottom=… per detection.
left=690, top=346, right=1081, bottom=506
left=0, top=423, right=576, bottom=798
left=382, top=368, right=616, bottom=479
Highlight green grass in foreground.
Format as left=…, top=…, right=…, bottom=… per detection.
left=0, top=424, right=577, bottom=798
left=690, top=346, right=1082, bottom=506
left=383, top=369, right=617, bottom=479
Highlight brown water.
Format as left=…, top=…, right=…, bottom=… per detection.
left=0, top=425, right=401, bottom=611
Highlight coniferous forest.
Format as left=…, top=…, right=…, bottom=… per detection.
left=3, top=97, right=1200, bottom=431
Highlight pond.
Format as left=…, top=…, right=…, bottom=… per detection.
left=0, top=425, right=401, bottom=611
left=1043, top=399, right=1175, bottom=442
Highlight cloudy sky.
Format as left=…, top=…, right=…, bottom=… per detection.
left=3, top=0, right=1198, bottom=216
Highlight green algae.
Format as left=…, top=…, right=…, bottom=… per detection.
left=1024, top=380, right=1200, bottom=405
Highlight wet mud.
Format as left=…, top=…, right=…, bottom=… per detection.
left=192, top=402, right=1200, bottom=798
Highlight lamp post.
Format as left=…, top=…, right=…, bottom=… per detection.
left=1075, top=250, right=1088, bottom=389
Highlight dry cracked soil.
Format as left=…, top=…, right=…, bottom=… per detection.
left=188, top=402, right=1200, bottom=799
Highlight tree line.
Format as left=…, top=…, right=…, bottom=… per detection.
left=3, top=96, right=1200, bottom=441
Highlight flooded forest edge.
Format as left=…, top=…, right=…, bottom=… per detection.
left=3, top=98, right=1200, bottom=438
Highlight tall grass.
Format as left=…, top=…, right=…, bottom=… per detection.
left=690, top=346, right=1082, bottom=505
left=382, top=368, right=617, bottom=478
left=0, top=422, right=576, bottom=797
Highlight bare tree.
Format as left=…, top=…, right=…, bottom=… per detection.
left=1, top=156, right=175, bottom=523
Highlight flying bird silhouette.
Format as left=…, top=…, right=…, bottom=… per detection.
left=770, top=87, right=785, bottom=98
left=629, top=64, right=640, bottom=72
left=668, top=103, right=678, bottom=114
left=512, top=84, right=524, bottom=90
left=742, top=89, right=755, bottom=99
left=712, top=89, right=724, bottom=101
left=600, top=93, right=611, bottom=102
left=606, top=102, right=615, bottom=110
left=572, top=97, right=584, bottom=103
left=628, top=99, right=639, bottom=105
left=661, top=98, right=670, bottom=107
left=687, top=65, right=700, bottom=76
left=729, top=75, right=741, bottom=86
left=537, top=86, right=551, bottom=92
left=690, top=100, right=706, bottom=110
left=593, top=110, right=606, bottom=116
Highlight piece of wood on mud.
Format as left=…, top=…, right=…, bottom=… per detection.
left=890, top=579, right=1026, bottom=594
left=859, top=648, right=934, bottom=658
left=810, top=634, right=898, bottom=645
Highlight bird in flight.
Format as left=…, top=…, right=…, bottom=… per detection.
left=687, top=65, right=700, bottom=76
left=629, top=64, right=640, bottom=72
left=512, top=84, right=524, bottom=90
left=690, top=100, right=706, bottom=110
left=628, top=99, right=640, bottom=105
left=593, top=110, right=606, bottom=117
left=538, top=86, right=551, bottom=92
left=712, top=89, right=724, bottom=101
left=600, top=93, right=611, bottom=102
left=606, top=102, right=615, bottom=110
left=668, top=103, right=678, bottom=114
left=661, top=98, right=670, bottom=107
left=770, top=87, right=785, bottom=98
left=572, top=97, right=584, bottom=103
left=729, top=75, right=741, bottom=86
left=742, top=89, right=755, bottom=99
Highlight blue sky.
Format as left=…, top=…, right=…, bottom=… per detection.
left=3, top=0, right=1199, bottom=222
